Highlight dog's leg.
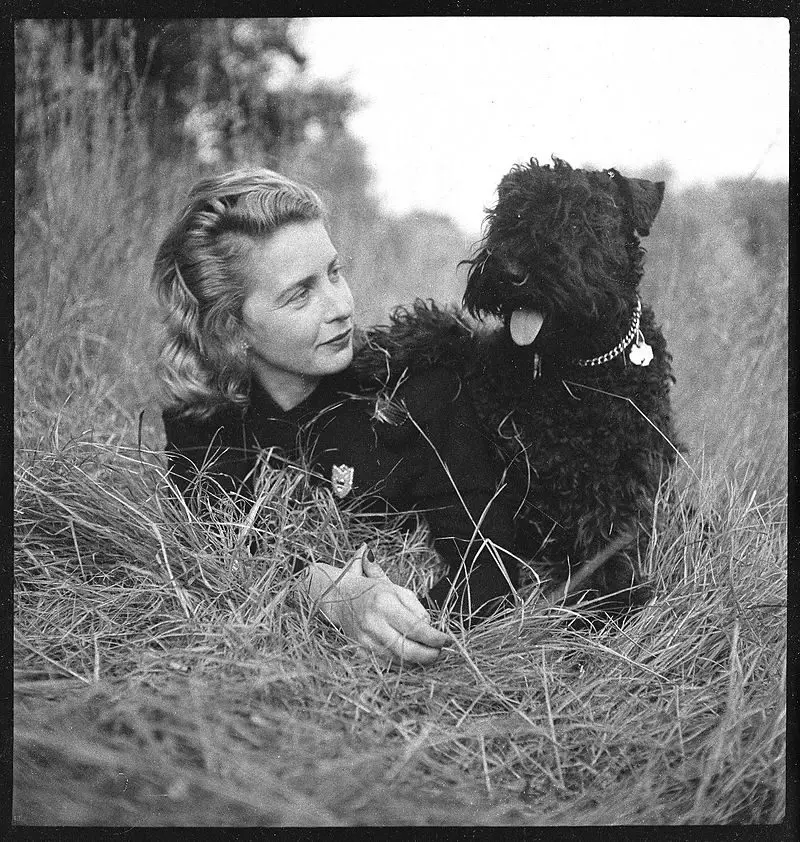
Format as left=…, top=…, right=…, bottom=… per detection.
left=543, top=532, right=634, bottom=604
left=586, top=528, right=655, bottom=610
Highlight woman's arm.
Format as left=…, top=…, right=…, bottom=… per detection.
left=399, top=368, right=522, bottom=622
left=162, top=407, right=255, bottom=503
left=163, top=408, right=451, bottom=662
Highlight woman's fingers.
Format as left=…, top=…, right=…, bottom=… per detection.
left=346, top=543, right=369, bottom=578
left=381, top=595, right=451, bottom=649
left=357, top=552, right=448, bottom=636
left=395, top=585, right=438, bottom=623
left=332, top=563, right=450, bottom=664
left=365, top=618, right=444, bottom=665
left=362, top=548, right=390, bottom=580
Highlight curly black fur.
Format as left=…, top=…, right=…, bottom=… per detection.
left=463, top=157, right=664, bottom=361
left=353, top=157, right=678, bottom=613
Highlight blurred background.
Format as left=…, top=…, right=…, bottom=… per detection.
left=14, top=17, right=788, bottom=491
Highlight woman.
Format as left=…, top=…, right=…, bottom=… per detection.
left=154, top=168, right=521, bottom=666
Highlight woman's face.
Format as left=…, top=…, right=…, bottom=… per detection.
left=240, top=219, right=354, bottom=406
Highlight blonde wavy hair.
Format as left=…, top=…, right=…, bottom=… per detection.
left=152, top=168, right=325, bottom=417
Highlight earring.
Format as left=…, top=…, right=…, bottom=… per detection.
left=237, top=341, right=249, bottom=362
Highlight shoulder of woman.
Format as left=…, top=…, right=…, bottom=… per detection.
left=162, top=401, right=245, bottom=447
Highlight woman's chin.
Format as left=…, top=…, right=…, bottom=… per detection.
left=337, top=344, right=354, bottom=369
left=319, top=342, right=353, bottom=373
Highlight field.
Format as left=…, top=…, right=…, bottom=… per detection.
left=13, top=26, right=787, bottom=827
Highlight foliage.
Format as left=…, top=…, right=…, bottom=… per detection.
left=15, top=19, right=360, bottom=190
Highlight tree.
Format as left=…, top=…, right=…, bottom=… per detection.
left=15, top=18, right=362, bottom=170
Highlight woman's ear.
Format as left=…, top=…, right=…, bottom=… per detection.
left=234, top=338, right=249, bottom=365
left=206, top=313, right=250, bottom=370
left=229, top=331, right=250, bottom=368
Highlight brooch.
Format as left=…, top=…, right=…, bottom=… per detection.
left=331, top=464, right=355, bottom=499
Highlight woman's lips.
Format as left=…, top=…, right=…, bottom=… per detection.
left=320, top=328, right=352, bottom=347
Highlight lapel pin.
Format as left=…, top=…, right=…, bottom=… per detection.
left=331, top=464, right=354, bottom=498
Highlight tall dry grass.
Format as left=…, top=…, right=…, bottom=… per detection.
left=640, top=180, right=787, bottom=497
left=13, top=441, right=786, bottom=824
left=14, top=23, right=787, bottom=826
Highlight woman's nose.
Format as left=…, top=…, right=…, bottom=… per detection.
left=325, top=278, right=354, bottom=322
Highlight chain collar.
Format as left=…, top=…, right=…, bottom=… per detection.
left=573, top=297, right=642, bottom=368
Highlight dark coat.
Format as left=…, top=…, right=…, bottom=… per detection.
left=162, top=365, right=522, bottom=618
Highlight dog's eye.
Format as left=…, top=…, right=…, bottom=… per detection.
left=511, top=273, right=530, bottom=287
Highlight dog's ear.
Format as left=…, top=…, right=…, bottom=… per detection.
left=462, top=250, right=502, bottom=319
left=609, top=170, right=665, bottom=236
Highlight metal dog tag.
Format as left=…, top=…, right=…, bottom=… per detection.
left=629, top=331, right=653, bottom=366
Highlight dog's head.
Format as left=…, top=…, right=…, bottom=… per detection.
left=463, top=157, right=664, bottom=351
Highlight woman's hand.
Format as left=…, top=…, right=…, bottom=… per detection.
left=306, top=544, right=451, bottom=665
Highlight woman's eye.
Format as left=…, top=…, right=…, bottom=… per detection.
left=290, top=287, right=310, bottom=305
left=330, top=264, right=344, bottom=281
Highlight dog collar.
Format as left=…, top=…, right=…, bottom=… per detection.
left=573, top=297, right=652, bottom=368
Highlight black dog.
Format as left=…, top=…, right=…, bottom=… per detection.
left=355, top=157, right=679, bottom=612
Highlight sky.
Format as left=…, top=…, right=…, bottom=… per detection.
left=298, top=17, right=789, bottom=234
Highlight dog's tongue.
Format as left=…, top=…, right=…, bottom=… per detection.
left=510, top=309, right=544, bottom=346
